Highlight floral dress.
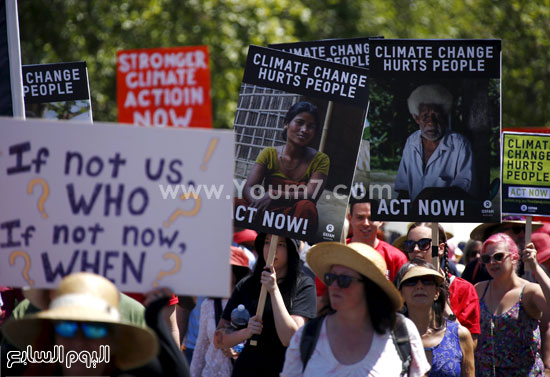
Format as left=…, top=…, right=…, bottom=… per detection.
left=475, top=282, right=544, bottom=377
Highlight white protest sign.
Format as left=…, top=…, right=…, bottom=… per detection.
left=0, top=117, right=234, bottom=297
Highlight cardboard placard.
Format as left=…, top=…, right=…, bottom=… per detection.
left=23, top=61, right=92, bottom=122
left=117, top=45, right=212, bottom=128
left=233, top=45, right=368, bottom=243
left=270, top=37, right=379, bottom=202
left=502, top=132, right=550, bottom=217
left=269, top=37, right=379, bottom=69
left=0, top=118, right=233, bottom=296
left=368, top=39, right=502, bottom=222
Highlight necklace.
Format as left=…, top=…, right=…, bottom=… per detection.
left=278, top=145, right=300, bottom=171
left=488, top=281, right=496, bottom=377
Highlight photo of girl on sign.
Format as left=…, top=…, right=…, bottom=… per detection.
left=235, top=101, right=330, bottom=235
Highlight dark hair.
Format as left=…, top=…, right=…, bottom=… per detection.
left=463, top=239, right=482, bottom=265
left=396, top=259, right=449, bottom=331
left=361, top=276, right=396, bottom=334
left=348, top=198, right=372, bottom=215
left=251, top=236, right=301, bottom=300
left=281, top=101, right=319, bottom=141
left=232, top=265, right=250, bottom=285
left=406, top=222, right=450, bottom=284
left=323, top=273, right=396, bottom=334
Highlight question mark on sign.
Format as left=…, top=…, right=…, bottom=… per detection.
left=27, top=178, right=50, bottom=219
left=9, top=250, right=34, bottom=286
left=164, top=192, right=201, bottom=227
left=153, top=253, right=181, bottom=287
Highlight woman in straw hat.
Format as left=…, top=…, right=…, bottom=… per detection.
left=2, top=272, right=189, bottom=376
left=474, top=233, right=550, bottom=376
left=281, top=242, right=430, bottom=376
left=214, top=233, right=316, bottom=377
left=400, top=223, right=480, bottom=346
left=396, top=259, right=474, bottom=377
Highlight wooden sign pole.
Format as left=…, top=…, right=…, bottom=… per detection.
left=250, top=234, right=278, bottom=346
left=525, top=216, right=533, bottom=272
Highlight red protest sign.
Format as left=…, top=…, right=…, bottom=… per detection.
left=117, top=46, right=212, bottom=128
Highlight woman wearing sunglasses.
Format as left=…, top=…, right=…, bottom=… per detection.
left=281, top=242, right=430, bottom=376
left=2, top=272, right=190, bottom=376
left=397, top=260, right=475, bottom=377
left=474, top=233, right=550, bottom=376
left=214, top=233, right=316, bottom=377
left=401, top=223, right=480, bottom=347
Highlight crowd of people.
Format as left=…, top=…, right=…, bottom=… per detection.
left=1, top=200, right=550, bottom=377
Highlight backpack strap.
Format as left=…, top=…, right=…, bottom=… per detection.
left=299, top=315, right=325, bottom=373
left=391, top=313, right=412, bottom=377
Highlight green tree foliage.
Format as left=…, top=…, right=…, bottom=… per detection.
left=19, top=0, right=550, bottom=128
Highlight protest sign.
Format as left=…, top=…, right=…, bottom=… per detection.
left=270, top=37, right=378, bottom=197
left=0, top=118, right=234, bottom=296
left=233, top=45, right=368, bottom=243
left=502, top=132, right=550, bottom=217
left=23, top=61, right=92, bottom=122
left=117, top=45, right=212, bottom=128
left=269, top=37, right=376, bottom=68
left=368, top=39, right=501, bottom=222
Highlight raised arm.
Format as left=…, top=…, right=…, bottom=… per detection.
left=523, top=243, right=550, bottom=319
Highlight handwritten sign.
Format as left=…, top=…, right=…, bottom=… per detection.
left=117, top=45, right=213, bottom=128
left=0, top=118, right=233, bottom=296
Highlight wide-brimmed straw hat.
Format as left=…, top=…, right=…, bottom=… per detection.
left=398, top=265, right=445, bottom=289
left=470, top=218, right=543, bottom=241
left=306, top=242, right=403, bottom=310
left=2, top=273, right=158, bottom=370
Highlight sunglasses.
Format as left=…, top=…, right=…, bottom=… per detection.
left=54, top=321, right=109, bottom=339
left=401, top=277, right=437, bottom=287
left=402, top=238, right=432, bottom=253
left=480, top=252, right=510, bottom=264
left=324, top=273, right=363, bottom=289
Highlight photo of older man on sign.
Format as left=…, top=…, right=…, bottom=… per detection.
left=395, top=84, right=476, bottom=201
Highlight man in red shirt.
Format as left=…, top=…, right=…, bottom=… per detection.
left=347, top=200, right=408, bottom=282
